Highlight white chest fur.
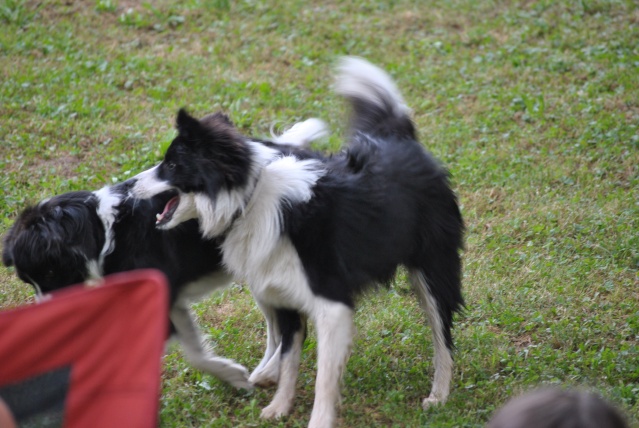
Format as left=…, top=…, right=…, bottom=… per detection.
left=221, top=156, right=324, bottom=312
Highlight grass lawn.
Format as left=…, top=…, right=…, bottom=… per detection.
left=1, top=0, right=638, bottom=426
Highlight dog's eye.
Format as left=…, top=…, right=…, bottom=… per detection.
left=167, top=162, right=176, bottom=170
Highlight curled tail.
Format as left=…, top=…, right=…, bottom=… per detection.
left=271, top=118, right=328, bottom=147
left=334, top=56, right=415, bottom=139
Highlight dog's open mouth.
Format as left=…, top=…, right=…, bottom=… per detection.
left=156, top=195, right=180, bottom=226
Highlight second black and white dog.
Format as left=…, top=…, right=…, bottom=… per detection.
left=1, top=117, right=327, bottom=390
left=128, top=57, right=465, bottom=427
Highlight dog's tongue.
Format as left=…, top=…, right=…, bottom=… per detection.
left=156, top=196, right=179, bottom=224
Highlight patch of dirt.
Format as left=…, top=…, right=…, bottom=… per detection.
left=27, top=153, right=83, bottom=179
left=512, top=334, right=533, bottom=350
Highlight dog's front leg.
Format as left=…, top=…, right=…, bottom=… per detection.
left=170, top=302, right=252, bottom=389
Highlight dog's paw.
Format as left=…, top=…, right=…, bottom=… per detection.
left=249, top=366, right=279, bottom=388
left=307, top=407, right=337, bottom=428
left=260, top=400, right=292, bottom=420
left=422, top=394, right=446, bottom=409
left=196, top=357, right=253, bottom=390
left=217, top=363, right=253, bottom=390
left=308, top=416, right=335, bottom=428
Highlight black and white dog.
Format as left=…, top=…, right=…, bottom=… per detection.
left=1, top=117, right=328, bottom=390
left=127, top=57, right=465, bottom=427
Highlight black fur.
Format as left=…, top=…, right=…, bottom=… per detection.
left=276, top=309, right=305, bottom=355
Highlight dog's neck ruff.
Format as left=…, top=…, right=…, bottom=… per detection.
left=219, top=151, right=325, bottom=289
left=196, top=140, right=281, bottom=239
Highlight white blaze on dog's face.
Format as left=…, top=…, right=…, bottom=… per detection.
left=129, top=165, right=173, bottom=199
left=128, top=165, right=198, bottom=229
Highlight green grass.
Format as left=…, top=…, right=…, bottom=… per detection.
left=1, top=0, right=638, bottom=426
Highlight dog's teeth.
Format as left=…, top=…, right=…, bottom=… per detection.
left=156, top=213, right=162, bottom=221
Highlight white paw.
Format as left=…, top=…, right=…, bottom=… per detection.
left=422, top=394, right=446, bottom=409
left=260, top=401, right=291, bottom=420
left=217, top=362, right=253, bottom=390
left=195, top=357, right=253, bottom=390
left=249, top=366, right=279, bottom=388
left=308, top=411, right=336, bottom=428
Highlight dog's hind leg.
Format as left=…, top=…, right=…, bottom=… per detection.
left=408, top=268, right=461, bottom=408
left=249, top=302, right=282, bottom=387
left=260, top=309, right=306, bottom=419
left=307, top=299, right=354, bottom=428
left=170, top=302, right=252, bottom=389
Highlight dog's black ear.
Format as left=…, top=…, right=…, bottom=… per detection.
left=176, top=108, right=201, bottom=139
left=217, top=112, right=233, bottom=126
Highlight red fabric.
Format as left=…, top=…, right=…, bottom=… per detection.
left=0, top=269, right=168, bottom=428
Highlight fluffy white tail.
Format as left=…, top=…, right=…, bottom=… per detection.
left=334, top=56, right=411, bottom=118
